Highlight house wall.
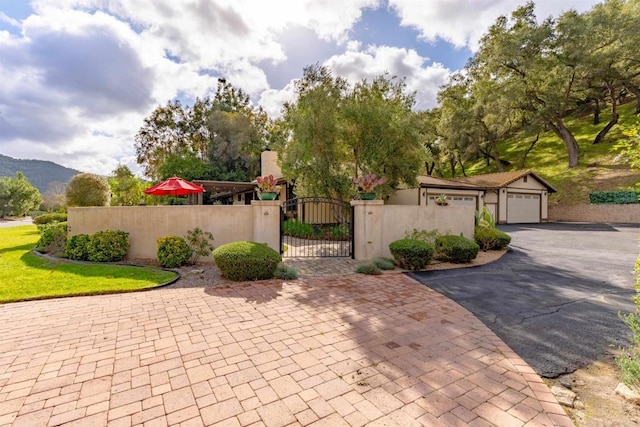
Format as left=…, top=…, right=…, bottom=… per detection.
left=261, top=151, right=282, bottom=178
left=386, top=189, right=418, bottom=205
left=548, top=204, right=640, bottom=223
left=68, top=204, right=280, bottom=263
left=351, top=201, right=475, bottom=260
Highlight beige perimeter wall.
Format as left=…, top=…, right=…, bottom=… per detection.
left=548, top=204, right=640, bottom=223
left=351, top=201, right=475, bottom=260
left=68, top=203, right=281, bottom=263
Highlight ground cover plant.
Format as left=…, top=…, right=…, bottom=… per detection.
left=0, top=225, right=177, bottom=303
left=617, top=250, right=640, bottom=392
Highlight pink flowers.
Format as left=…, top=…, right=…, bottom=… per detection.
left=256, top=175, right=278, bottom=193
left=352, top=173, right=387, bottom=193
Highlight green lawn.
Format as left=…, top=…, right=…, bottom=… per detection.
left=0, top=225, right=178, bottom=303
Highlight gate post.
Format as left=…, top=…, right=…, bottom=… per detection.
left=251, top=200, right=281, bottom=253
left=350, top=200, right=384, bottom=261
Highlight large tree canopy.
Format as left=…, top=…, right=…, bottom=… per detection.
left=429, top=0, right=640, bottom=172
left=134, top=80, right=266, bottom=182
left=0, top=172, right=42, bottom=218
left=277, top=64, right=425, bottom=200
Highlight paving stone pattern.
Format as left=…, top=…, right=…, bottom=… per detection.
left=0, top=274, right=573, bottom=426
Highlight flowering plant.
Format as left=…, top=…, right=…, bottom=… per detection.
left=256, top=175, right=278, bottom=193
left=352, top=173, right=387, bottom=193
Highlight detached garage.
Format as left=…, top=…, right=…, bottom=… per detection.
left=388, top=170, right=556, bottom=224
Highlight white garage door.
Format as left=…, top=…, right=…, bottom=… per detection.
left=507, top=193, right=540, bottom=223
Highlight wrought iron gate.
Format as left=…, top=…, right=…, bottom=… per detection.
left=280, top=197, right=353, bottom=258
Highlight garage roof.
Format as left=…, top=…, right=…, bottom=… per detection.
left=419, top=170, right=557, bottom=193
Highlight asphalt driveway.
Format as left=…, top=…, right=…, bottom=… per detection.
left=410, top=222, right=640, bottom=378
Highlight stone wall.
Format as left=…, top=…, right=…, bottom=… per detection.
left=548, top=204, right=640, bottom=223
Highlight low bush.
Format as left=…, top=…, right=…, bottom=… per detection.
left=185, top=228, right=214, bottom=264
left=355, top=263, right=382, bottom=275
left=474, top=227, right=511, bottom=251
left=274, top=265, right=298, bottom=280
left=389, top=239, right=434, bottom=270
left=590, top=191, right=640, bottom=205
left=87, top=230, right=130, bottom=262
left=372, top=257, right=396, bottom=270
left=404, top=228, right=439, bottom=245
left=283, top=219, right=317, bottom=239
left=35, top=222, right=68, bottom=256
left=66, top=234, right=91, bottom=260
left=33, top=212, right=68, bottom=225
left=435, top=235, right=479, bottom=263
left=157, top=235, right=193, bottom=268
left=213, top=241, right=282, bottom=281
left=617, top=250, right=640, bottom=392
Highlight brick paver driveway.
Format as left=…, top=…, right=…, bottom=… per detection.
left=0, top=274, right=572, bottom=426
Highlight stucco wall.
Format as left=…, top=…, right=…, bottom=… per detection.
left=351, top=201, right=475, bottom=260
left=386, top=189, right=418, bottom=205
left=548, top=204, right=640, bottom=223
left=68, top=205, right=259, bottom=262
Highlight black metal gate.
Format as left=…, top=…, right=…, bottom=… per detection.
left=280, top=197, right=353, bottom=258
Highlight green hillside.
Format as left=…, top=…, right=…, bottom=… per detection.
left=0, top=154, right=81, bottom=193
left=465, top=101, right=640, bottom=206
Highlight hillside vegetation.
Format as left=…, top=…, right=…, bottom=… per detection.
left=465, top=101, right=640, bottom=206
left=0, top=154, right=80, bottom=192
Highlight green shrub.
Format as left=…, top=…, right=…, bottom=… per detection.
left=185, top=228, right=214, bottom=264
left=213, top=241, right=282, bottom=281
left=475, top=206, right=496, bottom=227
left=283, top=219, right=317, bottom=239
left=330, top=224, right=349, bottom=240
left=474, top=227, right=511, bottom=251
left=355, top=263, right=382, bottom=275
left=66, top=234, right=91, bottom=260
left=435, top=235, right=479, bottom=263
left=617, top=252, right=640, bottom=392
left=274, top=265, right=298, bottom=280
left=35, top=222, right=68, bottom=256
left=33, top=212, right=68, bottom=225
left=388, top=239, right=434, bottom=270
left=157, top=235, right=193, bottom=268
left=87, top=230, right=130, bottom=262
left=589, top=191, right=640, bottom=205
left=372, top=257, right=396, bottom=270
left=404, top=228, right=439, bottom=245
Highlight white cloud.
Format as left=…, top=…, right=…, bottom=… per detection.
left=0, top=0, right=602, bottom=175
left=389, top=0, right=601, bottom=51
left=325, top=45, right=450, bottom=110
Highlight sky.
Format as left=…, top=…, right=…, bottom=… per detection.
left=0, top=0, right=602, bottom=177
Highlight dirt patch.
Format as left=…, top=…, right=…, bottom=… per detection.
left=545, top=350, right=640, bottom=426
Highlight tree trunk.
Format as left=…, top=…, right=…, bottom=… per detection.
left=549, top=118, right=579, bottom=168
left=593, top=98, right=600, bottom=125
left=425, top=161, right=435, bottom=176
left=593, top=85, right=619, bottom=144
left=518, top=133, right=540, bottom=169
left=623, top=81, right=640, bottom=114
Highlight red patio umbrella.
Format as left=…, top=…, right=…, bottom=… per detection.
left=144, top=176, right=205, bottom=196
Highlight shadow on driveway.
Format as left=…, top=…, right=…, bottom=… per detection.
left=410, top=223, right=639, bottom=378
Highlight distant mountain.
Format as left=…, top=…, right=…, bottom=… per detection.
left=0, top=154, right=82, bottom=192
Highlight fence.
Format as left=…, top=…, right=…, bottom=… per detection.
left=68, top=200, right=475, bottom=262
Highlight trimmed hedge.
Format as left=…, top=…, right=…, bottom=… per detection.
left=157, top=235, right=193, bottom=268
left=213, top=241, right=282, bottom=281
left=389, top=239, right=434, bottom=270
left=589, top=191, right=640, bottom=205
left=66, top=234, right=91, bottom=260
left=33, top=212, right=68, bottom=225
left=87, top=230, right=130, bottom=262
left=474, top=227, right=511, bottom=251
left=435, top=235, right=479, bottom=263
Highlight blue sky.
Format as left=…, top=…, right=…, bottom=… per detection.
left=0, top=0, right=601, bottom=176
